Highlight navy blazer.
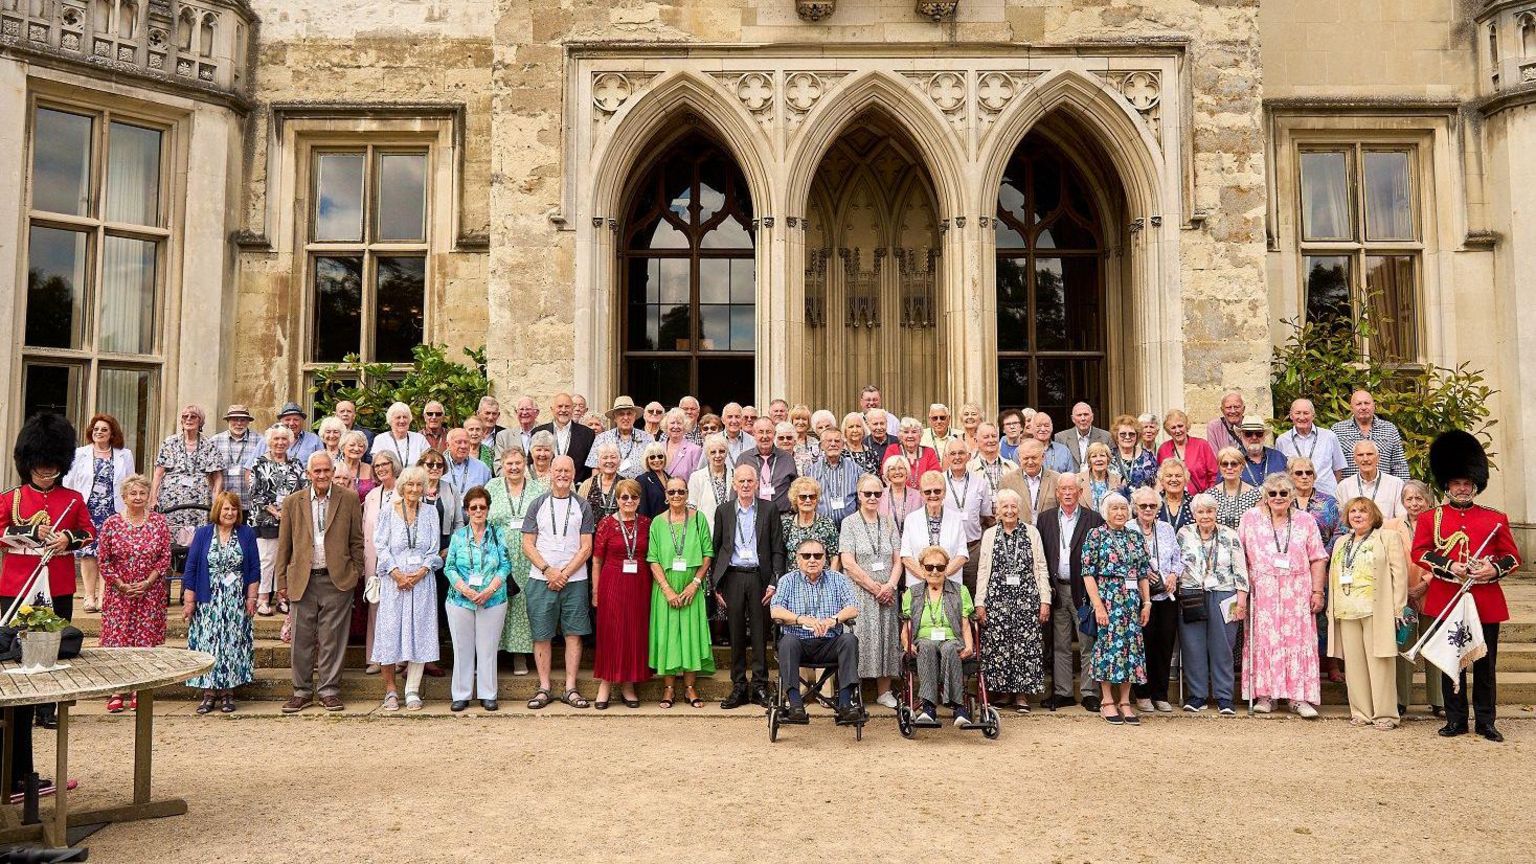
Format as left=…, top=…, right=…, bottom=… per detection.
left=182, top=523, right=261, bottom=604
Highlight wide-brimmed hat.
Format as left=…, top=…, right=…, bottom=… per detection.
left=606, top=396, right=639, bottom=419
left=277, top=402, right=305, bottom=419
left=223, top=404, right=254, bottom=421
left=1238, top=414, right=1267, bottom=433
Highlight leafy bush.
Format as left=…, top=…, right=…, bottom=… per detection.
left=1270, top=307, right=1496, bottom=483
left=309, top=345, right=490, bottom=430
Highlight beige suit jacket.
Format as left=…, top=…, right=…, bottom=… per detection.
left=997, top=468, right=1059, bottom=525
left=274, top=485, right=365, bottom=601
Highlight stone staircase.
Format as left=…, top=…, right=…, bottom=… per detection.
left=68, top=579, right=1536, bottom=707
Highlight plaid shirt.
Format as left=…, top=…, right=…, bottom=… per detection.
left=1330, top=417, right=1410, bottom=480
left=772, top=568, right=857, bottom=638
left=209, top=429, right=261, bottom=508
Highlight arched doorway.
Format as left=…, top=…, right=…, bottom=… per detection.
left=803, top=110, right=942, bottom=418
left=619, top=129, right=755, bottom=410
left=994, top=130, right=1109, bottom=422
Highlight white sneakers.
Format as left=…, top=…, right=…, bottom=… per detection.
left=1253, top=698, right=1274, bottom=714
left=1135, top=698, right=1154, bottom=713
left=875, top=691, right=899, bottom=710
left=1153, top=700, right=1174, bottom=713
left=1292, top=701, right=1318, bottom=719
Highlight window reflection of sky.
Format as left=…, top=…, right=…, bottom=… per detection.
left=315, top=153, right=364, bottom=241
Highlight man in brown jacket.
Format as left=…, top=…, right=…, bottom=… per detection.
left=275, top=450, right=365, bottom=712
left=997, top=439, right=1059, bottom=526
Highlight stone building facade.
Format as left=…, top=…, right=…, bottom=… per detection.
left=2, top=0, right=1533, bottom=552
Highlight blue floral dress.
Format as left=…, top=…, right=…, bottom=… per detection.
left=80, top=456, right=116, bottom=557
left=1112, top=449, right=1159, bottom=499
left=1081, top=525, right=1151, bottom=685
left=186, top=534, right=255, bottom=690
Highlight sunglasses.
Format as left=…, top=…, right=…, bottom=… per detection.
left=648, top=454, right=665, bottom=460
left=929, top=415, right=948, bottom=421
left=425, top=411, right=444, bottom=417
left=1117, top=431, right=1137, bottom=437
left=921, top=489, right=944, bottom=497
left=796, top=493, right=817, bottom=501
left=1136, top=503, right=1160, bottom=509
left=617, top=494, right=639, bottom=501
left=645, top=409, right=663, bottom=415
left=798, top=552, right=825, bottom=560
left=859, top=490, right=882, bottom=498
left=1291, top=469, right=1315, bottom=477
left=422, top=462, right=446, bottom=469
left=1242, top=431, right=1265, bottom=438
left=922, top=563, right=946, bottom=573
left=666, top=489, right=688, bottom=497
left=466, top=504, right=488, bottom=512
left=1265, top=490, right=1290, bottom=498
left=1219, top=461, right=1242, bottom=468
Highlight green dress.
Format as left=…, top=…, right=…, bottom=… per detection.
left=646, top=509, right=716, bottom=675
left=488, top=475, right=546, bottom=652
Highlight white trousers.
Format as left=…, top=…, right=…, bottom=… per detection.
left=257, top=537, right=279, bottom=595
left=447, top=602, right=508, bottom=701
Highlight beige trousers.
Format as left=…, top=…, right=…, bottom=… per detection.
left=1339, top=617, right=1398, bottom=723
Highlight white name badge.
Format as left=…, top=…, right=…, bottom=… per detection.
left=1005, top=575, right=1021, bottom=587
left=221, top=571, right=241, bottom=587
left=619, top=459, right=634, bottom=473
left=671, top=557, right=688, bottom=572
left=622, top=559, right=639, bottom=574
left=1204, top=575, right=1218, bottom=590
left=762, top=484, right=774, bottom=498
left=468, top=571, right=486, bottom=588
left=870, top=561, right=887, bottom=572
left=403, top=556, right=423, bottom=572
left=1124, top=576, right=1139, bottom=586
left=1272, top=556, right=1292, bottom=570
left=1339, top=570, right=1354, bottom=586
left=929, top=630, right=947, bottom=642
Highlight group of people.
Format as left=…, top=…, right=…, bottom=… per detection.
left=3, top=382, right=1519, bottom=745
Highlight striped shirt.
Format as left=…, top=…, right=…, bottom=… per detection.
left=1330, top=417, right=1410, bottom=480
left=209, top=430, right=261, bottom=508
left=808, top=456, right=865, bottom=525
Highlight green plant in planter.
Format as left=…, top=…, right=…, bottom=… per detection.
left=12, top=603, right=68, bottom=633
left=1270, top=300, right=1497, bottom=484
left=310, top=345, right=490, bottom=431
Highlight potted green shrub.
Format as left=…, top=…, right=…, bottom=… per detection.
left=13, top=602, right=68, bottom=671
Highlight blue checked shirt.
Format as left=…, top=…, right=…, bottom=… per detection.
left=1330, top=417, right=1410, bottom=480
left=772, top=568, right=858, bottom=638
left=209, top=429, right=261, bottom=508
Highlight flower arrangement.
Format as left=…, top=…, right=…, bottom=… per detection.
left=12, top=603, right=67, bottom=634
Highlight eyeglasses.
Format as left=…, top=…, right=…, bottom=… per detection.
left=1219, top=461, right=1242, bottom=468
left=466, top=504, right=488, bottom=512
left=1117, top=431, right=1137, bottom=437
left=424, top=411, right=444, bottom=418
left=617, top=494, right=639, bottom=501
left=929, top=415, right=948, bottom=421
left=666, top=489, right=688, bottom=497
left=421, top=462, right=446, bottom=469
left=922, top=563, right=946, bottom=573
left=796, top=493, right=817, bottom=501
left=858, top=490, right=882, bottom=498
left=921, top=489, right=944, bottom=497
left=1291, top=469, right=1315, bottom=477
left=1242, top=431, right=1265, bottom=438
left=1136, top=503, right=1160, bottom=510
left=798, top=552, right=825, bottom=560
left=1265, top=490, right=1290, bottom=498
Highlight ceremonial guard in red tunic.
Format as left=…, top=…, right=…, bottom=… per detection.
left=0, top=414, right=94, bottom=610
left=1411, top=430, right=1521, bottom=742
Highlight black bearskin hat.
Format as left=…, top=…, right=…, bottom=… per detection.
left=1428, top=429, right=1489, bottom=493
left=14, top=413, right=77, bottom=480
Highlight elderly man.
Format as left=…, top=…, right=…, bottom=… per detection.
left=1054, top=402, right=1112, bottom=470
left=720, top=402, right=753, bottom=461
left=1031, top=411, right=1076, bottom=475
left=679, top=395, right=704, bottom=443
left=921, top=403, right=959, bottom=451
left=210, top=404, right=261, bottom=509
left=941, top=438, right=992, bottom=593
left=494, top=396, right=541, bottom=458
left=587, top=396, right=655, bottom=479
left=865, top=407, right=894, bottom=453
left=969, top=422, right=1018, bottom=494
left=860, top=384, right=902, bottom=438
left=464, top=416, right=496, bottom=470
left=1236, top=415, right=1289, bottom=487
left=534, top=392, right=595, bottom=483
left=1036, top=473, right=1105, bottom=711
left=769, top=538, right=864, bottom=723
left=998, top=409, right=1028, bottom=463
left=1206, top=391, right=1247, bottom=452
left=520, top=455, right=596, bottom=709
left=711, top=464, right=788, bottom=708
left=571, top=394, right=589, bottom=421
left=1276, top=398, right=1347, bottom=496
left=767, top=399, right=791, bottom=425
left=742, top=405, right=760, bottom=426
left=1332, top=389, right=1410, bottom=480
left=444, top=428, right=492, bottom=492
left=419, top=400, right=450, bottom=453
left=254, top=402, right=323, bottom=464
left=1336, top=440, right=1405, bottom=520
left=999, top=439, right=1059, bottom=524
left=476, top=396, right=506, bottom=439
left=275, top=451, right=365, bottom=713
left=333, top=400, right=374, bottom=448
left=807, top=428, right=862, bottom=525
left=735, top=418, right=796, bottom=513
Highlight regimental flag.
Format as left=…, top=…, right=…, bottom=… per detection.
left=1420, top=594, right=1488, bottom=692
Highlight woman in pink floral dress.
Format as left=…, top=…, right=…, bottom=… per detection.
left=97, top=474, right=173, bottom=712
left=1239, top=472, right=1328, bottom=718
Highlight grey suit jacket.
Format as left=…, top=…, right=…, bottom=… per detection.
left=1054, top=427, right=1112, bottom=470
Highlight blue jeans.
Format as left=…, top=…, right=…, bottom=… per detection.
left=1179, top=589, right=1240, bottom=707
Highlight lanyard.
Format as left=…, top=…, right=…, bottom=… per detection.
left=449, top=458, right=470, bottom=492
left=980, top=459, right=1002, bottom=490
left=1142, top=522, right=1161, bottom=574
left=1271, top=512, right=1292, bottom=555
left=1358, top=473, right=1381, bottom=502
left=403, top=505, right=419, bottom=552
left=466, top=527, right=488, bottom=573
left=668, top=512, right=692, bottom=560
left=390, top=433, right=408, bottom=465
left=547, top=495, right=575, bottom=537
left=618, top=432, right=637, bottom=461
left=859, top=513, right=887, bottom=558
left=553, top=424, right=569, bottom=456
left=505, top=480, right=530, bottom=519
left=599, top=477, right=618, bottom=513
left=1291, top=430, right=1317, bottom=459
left=619, top=517, right=639, bottom=559
left=231, top=435, right=249, bottom=470
left=1342, top=530, right=1371, bottom=571
left=947, top=472, right=969, bottom=510
left=1200, top=529, right=1219, bottom=578
left=736, top=505, right=756, bottom=549
left=1242, top=457, right=1268, bottom=488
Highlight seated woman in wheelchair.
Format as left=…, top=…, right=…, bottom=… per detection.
left=901, top=545, right=977, bottom=727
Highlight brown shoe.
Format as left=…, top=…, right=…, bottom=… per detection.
left=281, top=695, right=313, bottom=714
left=319, top=695, right=345, bottom=712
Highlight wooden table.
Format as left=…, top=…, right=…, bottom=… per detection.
left=0, top=647, right=213, bottom=847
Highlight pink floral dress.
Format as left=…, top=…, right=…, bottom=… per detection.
left=97, top=512, right=172, bottom=648
left=1239, top=509, right=1326, bottom=703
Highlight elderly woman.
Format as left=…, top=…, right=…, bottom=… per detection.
left=641, top=401, right=666, bottom=439
left=1110, top=414, right=1158, bottom=498
left=1388, top=479, right=1443, bottom=715
left=1137, top=413, right=1162, bottom=455
left=369, top=402, right=428, bottom=468
left=528, top=430, right=556, bottom=487
left=1130, top=486, right=1185, bottom=713
left=636, top=442, right=671, bottom=518
left=958, top=403, right=984, bottom=452
left=248, top=426, right=306, bottom=616
left=360, top=452, right=400, bottom=674
left=419, top=450, right=465, bottom=552
left=1176, top=493, right=1249, bottom=714
left=1289, top=456, right=1339, bottom=551
left=1327, top=497, right=1409, bottom=729
left=488, top=447, right=543, bottom=675
left=66, top=413, right=136, bottom=613
left=901, top=470, right=969, bottom=587
left=151, top=403, right=226, bottom=539
left=338, top=431, right=374, bottom=499
left=591, top=478, right=651, bottom=709
left=1079, top=442, right=1123, bottom=511
left=583, top=413, right=607, bottom=438
left=1156, top=459, right=1195, bottom=533
left=1157, top=409, right=1217, bottom=493
left=687, top=434, right=732, bottom=534
left=444, top=486, right=512, bottom=712
left=1081, top=494, right=1154, bottom=724
left=96, top=474, right=172, bottom=712
left=839, top=474, right=904, bottom=708
left=1210, top=446, right=1261, bottom=529
left=1239, top=473, right=1328, bottom=718
left=661, top=408, right=703, bottom=480
left=373, top=466, right=442, bottom=711
left=788, top=404, right=818, bottom=474
left=697, top=413, right=722, bottom=439
left=843, top=412, right=881, bottom=478
left=318, top=416, right=346, bottom=463
left=901, top=545, right=977, bottom=726
left=975, top=488, right=1050, bottom=712
left=879, top=456, right=922, bottom=525
left=182, top=490, right=260, bottom=714
left=578, top=442, right=623, bottom=521
left=883, top=417, right=940, bottom=485
left=782, top=476, right=840, bottom=560
left=648, top=475, right=715, bottom=708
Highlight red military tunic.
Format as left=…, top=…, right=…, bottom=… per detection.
left=0, top=482, right=94, bottom=598
left=1411, top=502, right=1520, bottom=624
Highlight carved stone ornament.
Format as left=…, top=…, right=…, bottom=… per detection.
left=592, top=72, right=633, bottom=115
left=796, top=0, right=835, bottom=22
left=915, top=0, right=959, bottom=22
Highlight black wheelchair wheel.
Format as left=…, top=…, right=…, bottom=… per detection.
left=897, top=705, right=915, bottom=739
left=768, top=706, right=780, bottom=743
left=981, top=705, right=1001, bottom=740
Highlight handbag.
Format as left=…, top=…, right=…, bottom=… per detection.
left=1177, top=588, right=1208, bottom=624
left=1076, top=603, right=1097, bottom=639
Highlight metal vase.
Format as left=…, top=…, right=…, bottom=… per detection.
left=19, top=630, right=62, bottom=671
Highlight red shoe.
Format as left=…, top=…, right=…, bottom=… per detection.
left=106, top=695, right=124, bottom=714
left=127, top=692, right=138, bottom=711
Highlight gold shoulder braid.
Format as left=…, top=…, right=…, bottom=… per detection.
left=1432, top=508, right=1469, bottom=562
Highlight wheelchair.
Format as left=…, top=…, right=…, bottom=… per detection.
left=767, top=656, right=869, bottom=742
left=894, top=623, right=1001, bottom=740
